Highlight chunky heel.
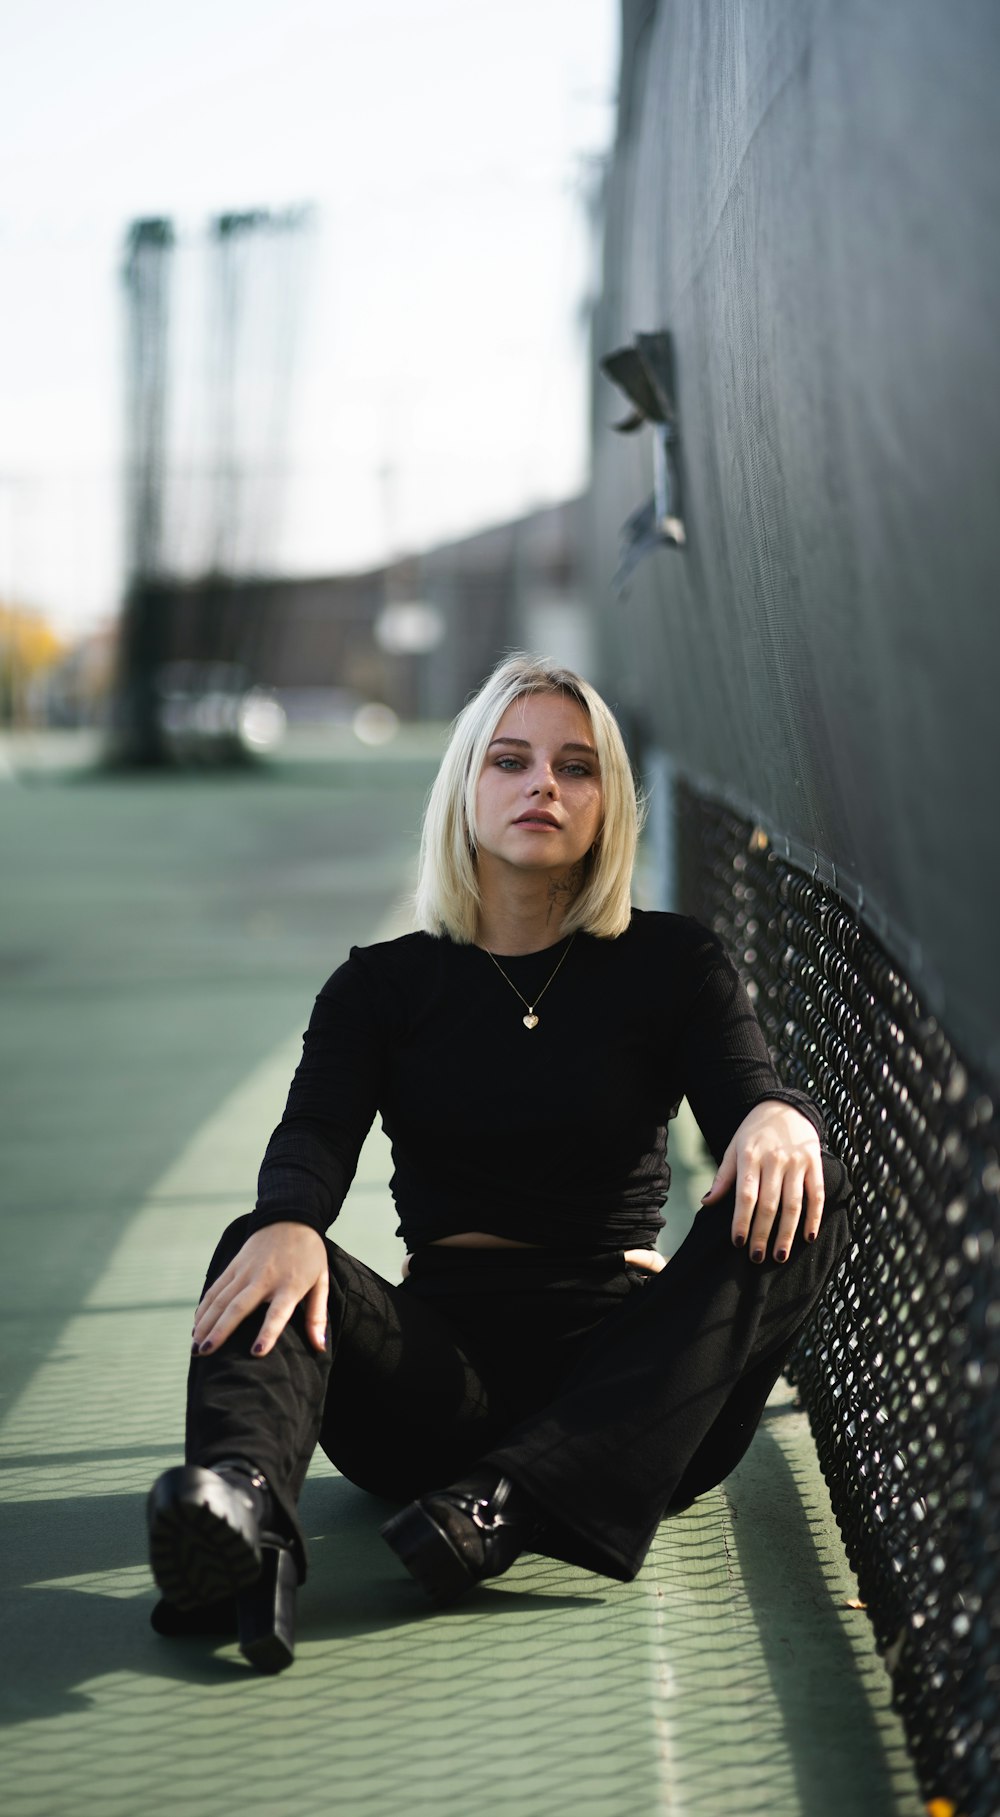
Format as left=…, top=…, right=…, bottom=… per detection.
left=236, top=1543, right=297, bottom=1673
left=380, top=1502, right=479, bottom=1606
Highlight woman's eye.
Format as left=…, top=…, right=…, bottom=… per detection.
left=492, top=755, right=594, bottom=777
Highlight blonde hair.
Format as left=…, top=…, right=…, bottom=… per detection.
left=415, top=653, right=644, bottom=943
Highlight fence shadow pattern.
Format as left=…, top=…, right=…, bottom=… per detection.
left=677, top=784, right=1000, bottom=1817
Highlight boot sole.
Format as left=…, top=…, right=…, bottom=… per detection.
left=380, top=1502, right=476, bottom=1607
left=147, top=1466, right=262, bottom=1612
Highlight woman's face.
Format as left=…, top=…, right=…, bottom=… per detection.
left=474, top=691, right=603, bottom=879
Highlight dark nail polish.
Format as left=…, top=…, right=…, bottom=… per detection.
left=806, top=1231, right=817, bottom=1244
left=751, top=1248, right=764, bottom=1264
left=199, top=1340, right=213, bottom=1354
left=775, top=1248, right=787, bottom=1263
left=252, top=1342, right=264, bottom=1356
left=732, top=1233, right=745, bottom=1249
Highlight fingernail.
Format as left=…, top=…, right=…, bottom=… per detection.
left=732, top=1234, right=745, bottom=1249
left=199, top=1340, right=213, bottom=1354
left=751, top=1248, right=765, bottom=1264
left=252, top=1342, right=264, bottom=1356
left=775, top=1248, right=787, bottom=1263
left=806, top=1231, right=817, bottom=1244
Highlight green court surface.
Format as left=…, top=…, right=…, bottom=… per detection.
left=0, top=739, right=924, bottom=1815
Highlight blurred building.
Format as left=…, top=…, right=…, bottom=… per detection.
left=128, top=495, right=592, bottom=725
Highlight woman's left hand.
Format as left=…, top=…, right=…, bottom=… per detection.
left=700, top=1100, right=824, bottom=1263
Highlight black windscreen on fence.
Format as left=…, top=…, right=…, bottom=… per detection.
left=591, top=0, right=1000, bottom=1085
left=676, top=783, right=1000, bottom=1815
left=589, top=7, right=1000, bottom=1803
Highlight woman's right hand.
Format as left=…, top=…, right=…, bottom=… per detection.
left=192, top=1223, right=329, bottom=1358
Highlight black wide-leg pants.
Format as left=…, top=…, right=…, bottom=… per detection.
left=186, top=1155, right=852, bottom=1585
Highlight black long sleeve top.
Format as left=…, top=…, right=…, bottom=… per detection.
left=250, top=909, right=824, bottom=1255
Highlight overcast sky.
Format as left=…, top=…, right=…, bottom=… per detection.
left=1, top=0, right=619, bottom=636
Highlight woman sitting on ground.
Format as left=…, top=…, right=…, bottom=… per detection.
left=148, top=653, right=852, bottom=1672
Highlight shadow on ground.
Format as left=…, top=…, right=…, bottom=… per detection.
left=4, top=1476, right=603, bottom=1728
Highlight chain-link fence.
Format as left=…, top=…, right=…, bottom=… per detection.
left=676, top=782, right=1000, bottom=1817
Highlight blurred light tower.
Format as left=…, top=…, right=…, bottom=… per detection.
left=111, top=206, right=312, bottom=764
left=112, top=217, right=174, bottom=764
left=208, top=206, right=312, bottom=581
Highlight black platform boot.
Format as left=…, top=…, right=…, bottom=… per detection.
left=147, top=1459, right=296, bottom=1673
left=381, top=1469, right=539, bottom=1607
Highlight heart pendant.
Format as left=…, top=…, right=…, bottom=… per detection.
left=523, top=1013, right=539, bottom=1030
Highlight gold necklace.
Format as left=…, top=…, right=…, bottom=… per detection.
left=482, top=934, right=576, bottom=1030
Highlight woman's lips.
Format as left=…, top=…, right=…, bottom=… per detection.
left=514, top=814, right=560, bottom=828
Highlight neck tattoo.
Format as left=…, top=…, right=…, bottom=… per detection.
left=546, top=861, right=584, bottom=922
left=481, top=935, right=576, bottom=1030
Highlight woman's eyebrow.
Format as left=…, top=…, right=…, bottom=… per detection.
left=486, top=737, right=599, bottom=757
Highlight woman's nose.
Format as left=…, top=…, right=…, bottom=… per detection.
left=527, top=765, right=558, bottom=796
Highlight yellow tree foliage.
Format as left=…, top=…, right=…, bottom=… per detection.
left=0, top=600, right=66, bottom=722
